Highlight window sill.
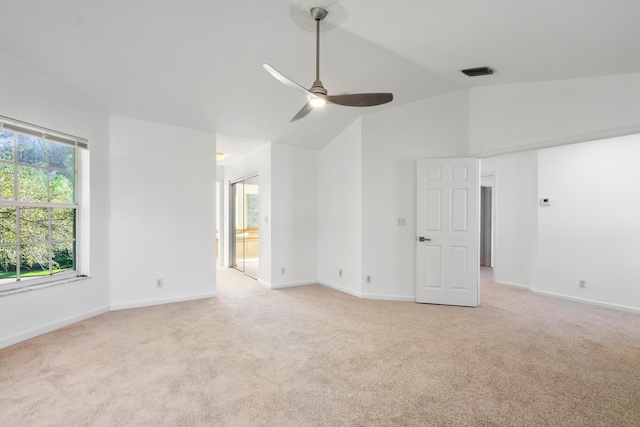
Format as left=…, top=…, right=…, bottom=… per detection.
left=0, top=275, right=90, bottom=298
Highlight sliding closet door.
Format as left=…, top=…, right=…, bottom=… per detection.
left=242, top=176, right=259, bottom=278
left=232, top=181, right=245, bottom=271
left=230, top=176, right=259, bottom=278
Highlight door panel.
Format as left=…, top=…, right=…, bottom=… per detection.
left=416, top=158, right=480, bottom=307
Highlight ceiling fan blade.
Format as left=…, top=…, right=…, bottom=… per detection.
left=325, top=93, right=393, bottom=107
left=263, top=64, right=313, bottom=98
left=290, top=102, right=314, bottom=122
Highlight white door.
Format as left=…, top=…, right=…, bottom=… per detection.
left=416, top=158, right=480, bottom=306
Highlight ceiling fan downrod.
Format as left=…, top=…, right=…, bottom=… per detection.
left=310, top=7, right=327, bottom=96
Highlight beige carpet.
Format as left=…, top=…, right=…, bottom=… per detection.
left=1, top=267, right=639, bottom=426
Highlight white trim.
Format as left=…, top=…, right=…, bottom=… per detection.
left=0, top=305, right=109, bottom=350
left=319, top=280, right=416, bottom=301
left=319, top=280, right=363, bottom=298
left=0, top=114, right=89, bottom=149
left=472, top=123, right=640, bottom=159
left=270, top=280, right=317, bottom=289
left=494, top=280, right=529, bottom=289
left=0, top=275, right=89, bottom=296
left=492, top=281, right=640, bottom=314
left=529, top=288, right=640, bottom=315
left=257, top=279, right=270, bottom=288
left=361, top=293, right=415, bottom=302
left=110, top=292, right=217, bottom=311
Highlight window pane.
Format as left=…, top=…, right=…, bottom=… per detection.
left=0, top=207, right=17, bottom=244
left=0, top=130, right=14, bottom=161
left=20, top=208, right=49, bottom=242
left=18, top=166, right=48, bottom=202
left=0, top=246, right=17, bottom=280
left=51, top=208, right=75, bottom=240
left=52, top=241, right=74, bottom=273
left=20, top=243, right=50, bottom=277
left=50, top=171, right=75, bottom=203
left=0, top=163, right=15, bottom=200
left=17, top=134, right=47, bottom=166
left=49, top=142, right=75, bottom=171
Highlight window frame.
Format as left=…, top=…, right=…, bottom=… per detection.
left=0, top=115, right=88, bottom=293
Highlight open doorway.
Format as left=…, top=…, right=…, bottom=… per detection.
left=480, top=173, right=495, bottom=283
left=230, top=175, right=259, bottom=279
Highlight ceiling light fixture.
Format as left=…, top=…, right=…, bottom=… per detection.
left=309, top=97, right=326, bottom=107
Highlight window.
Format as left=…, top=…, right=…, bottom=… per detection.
left=0, top=116, right=88, bottom=292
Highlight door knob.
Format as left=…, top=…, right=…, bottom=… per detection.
left=418, top=237, right=431, bottom=242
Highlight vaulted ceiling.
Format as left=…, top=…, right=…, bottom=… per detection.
left=1, top=0, right=639, bottom=151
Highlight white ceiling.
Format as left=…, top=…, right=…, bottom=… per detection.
left=1, top=0, right=639, bottom=152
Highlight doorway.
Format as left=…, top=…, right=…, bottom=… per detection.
left=230, top=175, right=259, bottom=278
left=480, top=173, right=495, bottom=283
left=480, top=186, right=492, bottom=267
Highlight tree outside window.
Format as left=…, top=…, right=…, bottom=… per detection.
left=0, top=129, right=77, bottom=285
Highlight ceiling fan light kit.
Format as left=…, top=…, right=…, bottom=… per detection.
left=264, top=5, right=393, bottom=122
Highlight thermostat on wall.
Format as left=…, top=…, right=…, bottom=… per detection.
left=540, top=198, right=551, bottom=206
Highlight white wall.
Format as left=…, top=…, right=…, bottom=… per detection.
left=469, top=73, right=640, bottom=157
left=536, top=134, right=640, bottom=311
left=223, top=143, right=272, bottom=285
left=271, top=143, right=318, bottom=288
left=360, top=91, right=469, bottom=300
left=0, top=49, right=110, bottom=348
left=481, top=152, right=536, bottom=288
left=318, top=119, right=363, bottom=296
left=109, top=115, right=217, bottom=309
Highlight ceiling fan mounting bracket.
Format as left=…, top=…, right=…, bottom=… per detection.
left=310, top=7, right=328, bottom=21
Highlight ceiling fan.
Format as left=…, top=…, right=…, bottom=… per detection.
left=263, top=6, right=393, bottom=122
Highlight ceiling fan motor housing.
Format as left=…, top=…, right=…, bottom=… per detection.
left=310, top=80, right=327, bottom=95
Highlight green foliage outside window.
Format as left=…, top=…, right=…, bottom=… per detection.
left=0, top=129, right=76, bottom=280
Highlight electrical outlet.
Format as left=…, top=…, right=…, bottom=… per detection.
left=578, top=280, right=586, bottom=288
left=156, top=278, right=163, bottom=288
left=281, top=267, right=285, bottom=275
left=397, top=218, right=407, bottom=226
left=339, top=269, right=343, bottom=277
left=366, top=275, right=371, bottom=284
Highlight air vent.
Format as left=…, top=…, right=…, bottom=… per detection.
left=461, top=66, right=496, bottom=77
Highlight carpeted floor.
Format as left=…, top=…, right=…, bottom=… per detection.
left=1, top=267, right=639, bottom=426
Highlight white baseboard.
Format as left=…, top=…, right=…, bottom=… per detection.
left=493, top=280, right=640, bottom=313
left=529, top=288, right=640, bottom=314
left=110, top=292, right=217, bottom=311
left=318, top=281, right=415, bottom=302
left=494, top=281, right=529, bottom=289
left=319, top=281, right=363, bottom=298
left=270, top=280, right=317, bottom=290
left=0, top=305, right=110, bottom=350
left=361, top=293, right=416, bottom=302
